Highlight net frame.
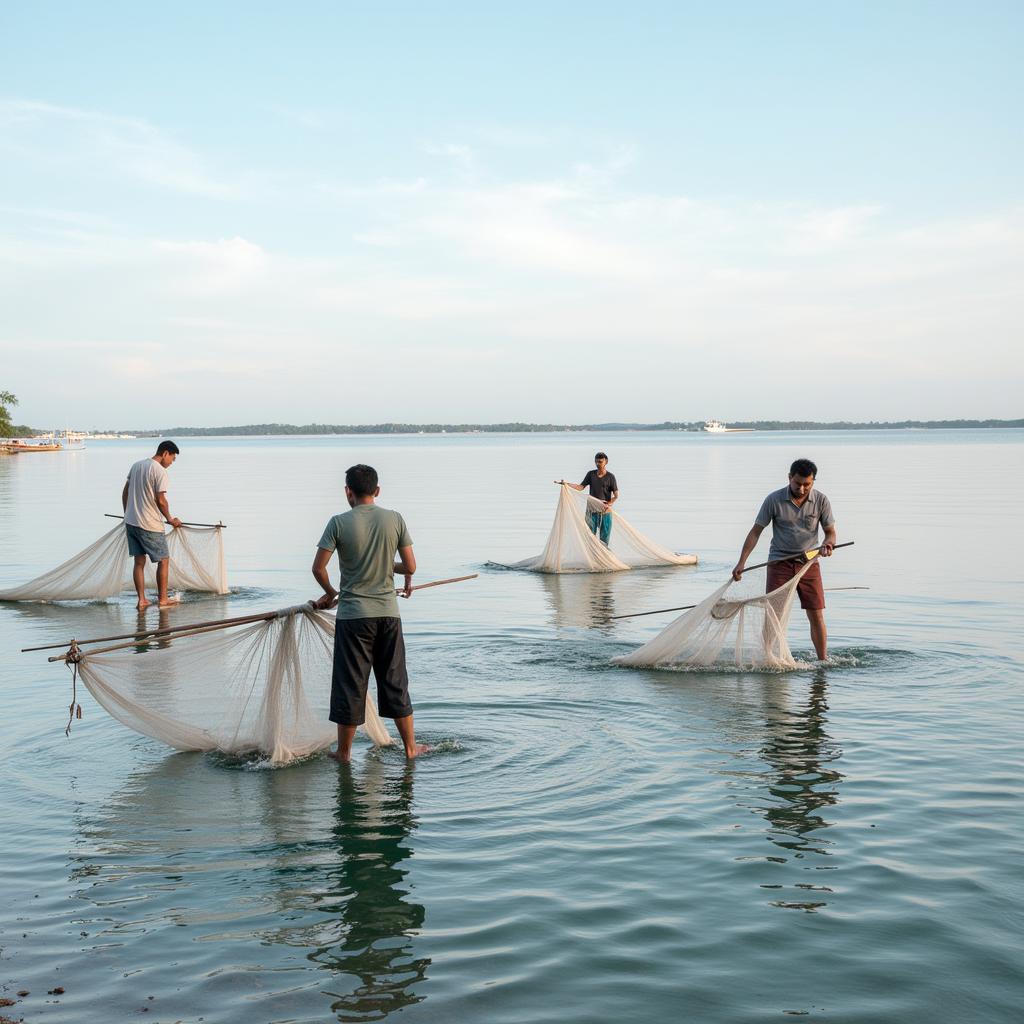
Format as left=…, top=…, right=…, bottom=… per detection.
left=0, top=523, right=228, bottom=602
left=68, top=604, right=393, bottom=764
left=506, top=484, right=697, bottom=573
left=613, top=561, right=815, bottom=671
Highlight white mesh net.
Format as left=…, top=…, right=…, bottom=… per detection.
left=69, top=605, right=393, bottom=764
left=613, top=562, right=814, bottom=671
left=506, top=484, right=698, bottom=573
left=0, top=523, right=228, bottom=602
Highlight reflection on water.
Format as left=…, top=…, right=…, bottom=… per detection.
left=721, top=670, right=843, bottom=912
left=312, top=760, right=429, bottom=1020
left=537, top=572, right=618, bottom=630
left=67, top=753, right=428, bottom=1021
left=760, top=671, right=842, bottom=911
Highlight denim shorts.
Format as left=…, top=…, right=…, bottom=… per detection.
left=125, top=523, right=169, bottom=562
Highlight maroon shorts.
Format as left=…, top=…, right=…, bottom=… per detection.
left=766, top=558, right=825, bottom=610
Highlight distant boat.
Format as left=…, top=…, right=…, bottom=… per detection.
left=702, top=420, right=752, bottom=434
left=2, top=439, right=63, bottom=453
left=1, top=430, right=86, bottom=453
left=57, top=430, right=86, bottom=451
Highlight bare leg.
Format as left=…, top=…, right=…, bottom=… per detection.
left=328, top=724, right=358, bottom=762
left=156, top=558, right=179, bottom=607
left=806, top=608, right=828, bottom=660
left=394, top=714, right=430, bottom=759
left=133, top=555, right=149, bottom=609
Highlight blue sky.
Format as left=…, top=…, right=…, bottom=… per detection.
left=1, top=2, right=1021, bottom=427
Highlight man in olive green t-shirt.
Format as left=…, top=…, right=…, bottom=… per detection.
left=312, top=464, right=428, bottom=762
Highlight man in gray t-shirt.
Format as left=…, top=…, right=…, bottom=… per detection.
left=731, top=458, right=838, bottom=660
left=312, top=464, right=428, bottom=762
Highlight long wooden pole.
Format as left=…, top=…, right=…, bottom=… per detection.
left=740, top=540, right=853, bottom=574
left=48, top=614, right=289, bottom=661
left=611, top=586, right=869, bottom=620
left=105, top=513, right=227, bottom=529
left=396, top=573, right=477, bottom=594
left=26, top=609, right=285, bottom=653
left=31, top=576, right=479, bottom=656
left=609, top=542, right=857, bottom=621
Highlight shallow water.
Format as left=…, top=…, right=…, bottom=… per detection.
left=1, top=430, right=1022, bottom=1022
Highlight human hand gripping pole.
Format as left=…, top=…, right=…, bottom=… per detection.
left=610, top=542, right=856, bottom=620
left=308, top=574, right=478, bottom=611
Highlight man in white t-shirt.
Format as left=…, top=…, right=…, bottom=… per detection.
left=121, top=440, right=183, bottom=609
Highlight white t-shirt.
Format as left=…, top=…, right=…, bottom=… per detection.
left=124, top=458, right=169, bottom=532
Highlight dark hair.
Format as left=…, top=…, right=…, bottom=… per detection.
left=156, top=440, right=180, bottom=456
left=345, top=464, right=379, bottom=497
left=789, top=458, right=817, bottom=478
left=595, top=452, right=608, bottom=461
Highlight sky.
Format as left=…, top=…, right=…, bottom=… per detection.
left=1, top=1, right=1021, bottom=428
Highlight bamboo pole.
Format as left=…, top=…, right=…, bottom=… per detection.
left=739, top=540, right=853, bottom=574
left=24, top=609, right=280, bottom=653
left=48, top=612, right=292, bottom=661
left=609, top=542, right=857, bottom=621
left=105, top=514, right=226, bottom=528
left=36, top=576, right=479, bottom=659
left=396, top=573, right=477, bottom=594
left=610, top=586, right=869, bottom=620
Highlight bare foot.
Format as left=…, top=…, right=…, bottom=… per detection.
left=327, top=748, right=351, bottom=763
left=157, top=596, right=181, bottom=607
left=405, top=743, right=432, bottom=759
left=137, top=599, right=151, bottom=610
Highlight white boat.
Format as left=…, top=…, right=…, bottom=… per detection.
left=58, top=430, right=86, bottom=451
left=702, top=419, right=752, bottom=434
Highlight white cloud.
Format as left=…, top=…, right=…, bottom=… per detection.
left=154, top=237, right=269, bottom=292
left=0, top=99, right=242, bottom=198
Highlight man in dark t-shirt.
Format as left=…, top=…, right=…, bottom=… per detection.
left=562, top=452, right=619, bottom=545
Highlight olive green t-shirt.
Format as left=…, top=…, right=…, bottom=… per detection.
left=317, top=505, right=413, bottom=620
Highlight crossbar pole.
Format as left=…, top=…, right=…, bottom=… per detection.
left=47, top=608, right=296, bottom=661
left=396, top=573, right=478, bottom=594
left=105, top=513, right=226, bottom=529
left=24, top=609, right=278, bottom=653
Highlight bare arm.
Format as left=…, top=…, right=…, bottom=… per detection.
left=121, top=482, right=129, bottom=512
left=820, top=524, right=837, bottom=557
left=395, top=545, right=416, bottom=598
left=156, top=490, right=181, bottom=528
left=732, top=524, right=765, bottom=581
left=311, top=548, right=338, bottom=609
left=555, top=479, right=585, bottom=491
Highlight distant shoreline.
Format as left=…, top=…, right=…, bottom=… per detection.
left=41, top=418, right=1024, bottom=437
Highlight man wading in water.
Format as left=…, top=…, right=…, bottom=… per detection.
left=312, top=464, right=429, bottom=761
left=562, top=451, right=619, bottom=545
left=731, top=458, right=837, bottom=660
left=122, top=440, right=183, bottom=610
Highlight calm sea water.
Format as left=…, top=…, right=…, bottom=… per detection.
left=1, top=431, right=1022, bottom=1023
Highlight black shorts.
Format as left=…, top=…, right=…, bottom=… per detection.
left=331, top=616, right=413, bottom=725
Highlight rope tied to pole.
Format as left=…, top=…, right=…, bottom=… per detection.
left=65, top=641, right=82, bottom=737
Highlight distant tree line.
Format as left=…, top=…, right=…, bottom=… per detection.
left=0, top=390, right=17, bottom=438
left=125, top=418, right=1024, bottom=437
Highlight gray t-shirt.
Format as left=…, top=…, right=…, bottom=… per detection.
left=317, top=505, right=413, bottom=620
left=755, top=485, right=836, bottom=561
left=124, top=458, right=169, bottom=533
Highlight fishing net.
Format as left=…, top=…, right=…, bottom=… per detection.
left=0, top=523, right=228, bottom=602
left=67, top=604, right=392, bottom=764
left=613, top=561, right=814, bottom=671
left=505, top=484, right=698, bottom=573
